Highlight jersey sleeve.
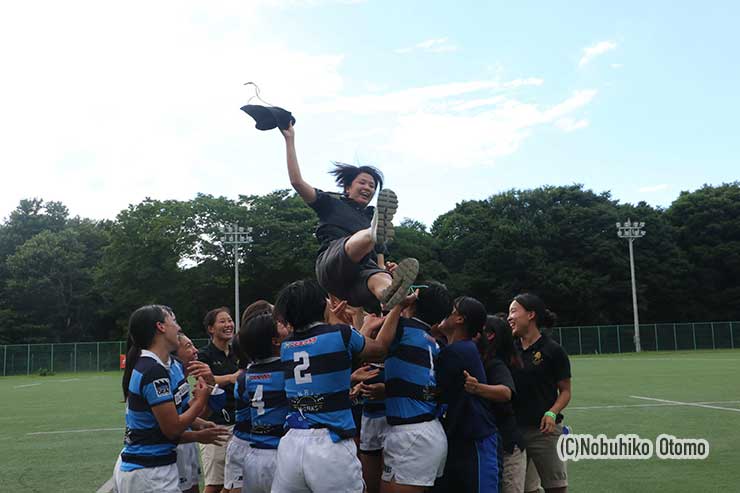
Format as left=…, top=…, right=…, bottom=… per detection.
left=141, top=365, right=174, bottom=407
left=552, top=345, right=572, bottom=382
left=341, top=325, right=366, bottom=355
left=308, top=189, right=333, bottom=216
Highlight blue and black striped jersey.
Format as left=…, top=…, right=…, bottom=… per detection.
left=120, top=351, right=183, bottom=471
left=384, top=317, right=440, bottom=425
left=233, top=371, right=252, bottom=441
left=281, top=323, right=366, bottom=442
left=245, top=357, right=289, bottom=449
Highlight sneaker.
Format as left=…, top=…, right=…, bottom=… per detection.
left=376, top=189, right=398, bottom=244
left=380, top=258, right=419, bottom=310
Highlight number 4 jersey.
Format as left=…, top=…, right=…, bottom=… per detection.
left=281, top=323, right=366, bottom=442
left=243, top=357, right=290, bottom=449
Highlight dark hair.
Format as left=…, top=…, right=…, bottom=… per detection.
left=415, top=281, right=453, bottom=326
left=512, top=293, right=557, bottom=329
left=274, top=279, right=327, bottom=331
left=329, top=162, right=384, bottom=194
left=454, top=296, right=487, bottom=337
left=241, top=300, right=273, bottom=328
left=203, top=307, right=231, bottom=334
left=239, top=312, right=277, bottom=361
left=122, top=304, right=172, bottom=399
left=481, top=315, right=514, bottom=366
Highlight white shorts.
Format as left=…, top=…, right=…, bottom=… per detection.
left=382, top=419, right=447, bottom=487
left=360, top=415, right=391, bottom=452
left=114, top=455, right=180, bottom=493
left=176, top=442, right=201, bottom=491
left=244, top=447, right=278, bottom=493
left=272, top=428, right=364, bottom=493
left=224, top=435, right=250, bottom=490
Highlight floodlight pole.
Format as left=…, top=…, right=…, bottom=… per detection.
left=616, top=219, right=646, bottom=352
left=220, top=223, right=251, bottom=334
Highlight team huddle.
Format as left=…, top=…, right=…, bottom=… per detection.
left=112, top=123, right=573, bottom=493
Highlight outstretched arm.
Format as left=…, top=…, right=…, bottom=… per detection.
left=281, top=124, right=317, bottom=204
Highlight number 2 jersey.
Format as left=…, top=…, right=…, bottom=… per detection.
left=120, top=350, right=189, bottom=471
left=281, top=323, right=366, bottom=442
left=234, top=357, right=290, bottom=449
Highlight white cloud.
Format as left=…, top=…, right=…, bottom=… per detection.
left=0, top=1, right=603, bottom=226
left=0, top=0, right=345, bottom=221
left=638, top=184, right=670, bottom=193
left=395, top=37, right=458, bottom=54
left=555, top=118, right=590, bottom=132
left=579, top=40, right=617, bottom=67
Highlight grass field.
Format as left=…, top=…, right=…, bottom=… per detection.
left=2, top=350, right=740, bottom=492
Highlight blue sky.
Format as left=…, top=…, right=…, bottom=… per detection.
left=0, top=0, right=737, bottom=227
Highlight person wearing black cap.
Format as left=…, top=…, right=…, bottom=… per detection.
left=508, top=293, right=571, bottom=493
left=278, top=123, right=419, bottom=311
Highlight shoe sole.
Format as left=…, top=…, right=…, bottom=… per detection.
left=376, top=189, right=398, bottom=244
left=381, top=258, right=419, bottom=310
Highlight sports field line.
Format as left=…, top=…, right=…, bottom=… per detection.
left=570, top=399, right=740, bottom=410
left=96, top=476, right=115, bottom=493
left=13, top=383, right=42, bottom=389
left=26, top=427, right=122, bottom=436
left=576, top=357, right=740, bottom=362
left=630, top=395, right=740, bottom=413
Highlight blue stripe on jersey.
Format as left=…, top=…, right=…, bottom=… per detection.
left=170, top=360, right=190, bottom=415
left=281, top=323, right=365, bottom=442
left=384, top=318, right=440, bottom=425
left=120, top=354, right=179, bottom=471
left=246, top=358, right=289, bottom=449
left=233, top=371, right=252, bottom=441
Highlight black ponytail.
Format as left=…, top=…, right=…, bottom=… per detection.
left=512, top=293, right=557, bottom=330
left=454, top=296, right=487, bottom=338
left=122, top=305, right=171, bottom=400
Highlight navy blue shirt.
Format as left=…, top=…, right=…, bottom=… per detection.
left=436, top=340, right=497, bottom=442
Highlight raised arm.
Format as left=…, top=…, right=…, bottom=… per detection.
left=280, top=124, right=317, bottom=204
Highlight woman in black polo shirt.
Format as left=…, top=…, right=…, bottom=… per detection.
left=508, top=294, right=571, bottom=493
left=278, top=123, right=418, bottom=311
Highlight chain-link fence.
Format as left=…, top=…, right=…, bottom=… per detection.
left=2, top=323, right=739, bottom=376
left=550, top=321, right=739, bottom=356
left=1, top=339, right=208, bottom=376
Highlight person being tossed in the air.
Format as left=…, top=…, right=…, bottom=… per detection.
left=279, top=123, right=418, bottom=312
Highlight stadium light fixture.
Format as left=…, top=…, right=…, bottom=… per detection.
left=616, top=219, right=646, bottom=352
left=220, top=224, right=252, bottom=334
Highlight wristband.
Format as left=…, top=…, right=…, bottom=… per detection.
left=544, top=411, right=557, bottom=420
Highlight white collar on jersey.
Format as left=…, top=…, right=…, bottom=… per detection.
left=140, top=349, right=171, bottom=369
left=253, top=356, right=281, bottom=364
left=410, top=317, right=432, bottom=330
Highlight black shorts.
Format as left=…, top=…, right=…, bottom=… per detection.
left=315, top=237, right=387, bottom=310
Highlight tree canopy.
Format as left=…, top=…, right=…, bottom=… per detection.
left=1, top=183, right=738, bottom=343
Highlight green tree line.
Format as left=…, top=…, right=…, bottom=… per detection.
left=1, top=183, right=738, bottom=344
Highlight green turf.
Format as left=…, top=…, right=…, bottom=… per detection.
left=1, top=350, right=739, bottom=492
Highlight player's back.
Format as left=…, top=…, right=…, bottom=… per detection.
left=281, top=322, right=366, bottom=441
left=246, top=357, right=289, bottom=448
left=384, top=317, right=440, bottom=425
